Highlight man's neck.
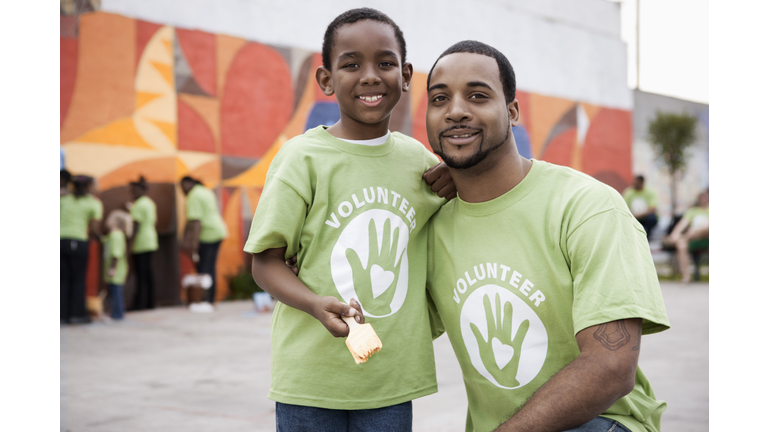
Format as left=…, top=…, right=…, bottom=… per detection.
left=451, top=145, right=532, bottom=203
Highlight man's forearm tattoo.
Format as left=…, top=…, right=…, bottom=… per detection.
left=593, top=321, right=631, bottom=351
left=632, top=323, right=641, bottom=351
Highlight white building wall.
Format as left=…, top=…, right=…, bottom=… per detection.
left=101, top=0, right=632, bottom=109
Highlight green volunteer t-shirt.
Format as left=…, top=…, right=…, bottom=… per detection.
left=103, top=230, right=128, bottom=285
left=60, top=194, right=103, bottom=241
left=186, top=184, right=228, bottom=243
left=130, top=195, right=159, bottom=253
left=622, top=187, right=658, bottom=216
left=244, top=126, right=446, bottom=409
left=427, top=160, right=670, bottom=432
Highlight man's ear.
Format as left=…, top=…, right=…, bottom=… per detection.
left=315, top=66, right=334, bottom=96
left=507, top=99, right=520, bottom=127
left=401, top=62, right=414, bottom=92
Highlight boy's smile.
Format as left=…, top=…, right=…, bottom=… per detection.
left=316, top=19, right=413, bottom=140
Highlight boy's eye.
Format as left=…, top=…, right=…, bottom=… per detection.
left=380, top=61, right=395, bottom=67
left=341, top=63, right=359, bottom=69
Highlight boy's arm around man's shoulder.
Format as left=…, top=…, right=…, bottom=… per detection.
left=422, top=161, right=457, bottom=200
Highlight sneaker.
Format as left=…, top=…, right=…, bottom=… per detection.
left=197, top=302, right=214, bottom=313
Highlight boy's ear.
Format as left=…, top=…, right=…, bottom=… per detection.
left=401, top=62, right=414, bottom=92
left=315, top=66, right=334, bottom=96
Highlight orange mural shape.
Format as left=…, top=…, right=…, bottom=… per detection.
left=98, top=157, right=177, bottom=191
left=177, top=98, right=216, bottom=153
left=61, top=12, right=136, bottom=144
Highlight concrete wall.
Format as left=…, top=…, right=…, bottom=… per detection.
left=61, top=0, right=635, bottom=304
left=632, top=89, right=709, bottom=229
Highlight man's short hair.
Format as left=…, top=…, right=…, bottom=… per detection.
left=427, top=40, right=517, bottom=104
left=321, top=8, right=407, bottom=71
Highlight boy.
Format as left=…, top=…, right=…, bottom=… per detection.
left=103, top=210, right=132, bottom=321
left=244, top=7, right=451, bottom=431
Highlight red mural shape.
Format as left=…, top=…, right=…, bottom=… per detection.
left=411, top=92, right=430, bottom=150
left=61, top=38, right=78, bottom=128
left=582, top=108, right=632, bottom=185
left=177, top=98, right=217, bottom=153
left=220, top=43, right=294, bottom=159
left=176, top=28, right=217, bottom=97
left=136, top=20, right=162, bottom=69
left=540, top=128, right=576, bottom=167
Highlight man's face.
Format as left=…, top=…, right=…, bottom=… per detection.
left=633, top=178, right=644, bottom=190
left=318, top=20, right=411, bottom=138
left=426, top=53, right=518, bottom=170
left=181, top=180, right=194, bottom=195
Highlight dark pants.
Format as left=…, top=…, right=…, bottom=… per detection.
left=131, top=251, right=155, bottom=310
left=108, top=284, right=125, bottom=320
left=276, top=401, right=412, bottom=432
left=197, top=241, right=221, bottom=303
left=637, top=214, right=658, bottom=240
left=60, top=239, right=90, bottom=323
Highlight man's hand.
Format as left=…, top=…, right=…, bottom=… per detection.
left=423, top=161, right=457, bottom=200
left=345, top=218, right=401, bottom=316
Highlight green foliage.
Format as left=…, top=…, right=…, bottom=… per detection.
left=227, top=268, right=264, bottom=300
left=647, top=111, right=698, bottom=214
left=647, top=111, right=698, bottom=177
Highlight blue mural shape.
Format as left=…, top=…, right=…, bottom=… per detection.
left=513, top=125, right=532, bottom=159
left=305, top=101, right=341, bottom=132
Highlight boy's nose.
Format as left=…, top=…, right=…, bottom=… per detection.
left=360, top=64, right=381, bottom=85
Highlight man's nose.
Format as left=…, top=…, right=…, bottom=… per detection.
left=446, top=99, right=472, bottom=122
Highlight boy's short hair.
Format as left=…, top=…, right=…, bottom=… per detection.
left=427, top=40, right=517, bottom=104
left=107, top=210, right=133, bottom=238
left=321, top=8, right=407, bottom=70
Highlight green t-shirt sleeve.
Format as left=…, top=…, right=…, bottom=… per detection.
left=567, top=208, right=670, bottom=336
left=108, top=231, right=125, bottom=259
left=92, top=198, right=103, bottom=220
left=130, top=200, right=145, bottom=224
left=646, top=189, right=658, bottom=207
left=186, top=190, right=204, bottom=221
left=243, top=175, right=307, bottom=258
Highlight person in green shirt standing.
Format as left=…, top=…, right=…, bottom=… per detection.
left=181, top=176, right=228, bottom=307
left=102, top=210, right=132, bottom=320
left=60, top=175, right=103, bottom=324
left=622, top=175, right=659, bottom=240
left=127, top=176, right=159, bottom=310
left=422, top=41, right=670, bottom=432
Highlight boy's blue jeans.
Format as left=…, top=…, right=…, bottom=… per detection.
left=275, top=401, right=412, bottom=432
left=564, top=416, right=631, bottom=432
left=108, top=284, right=125, bottom=320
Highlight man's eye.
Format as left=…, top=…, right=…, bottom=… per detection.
left=469, top=94, right=487, bottom=99
left=431, top=95, right=447, bottom=102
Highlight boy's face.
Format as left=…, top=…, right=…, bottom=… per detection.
left=316, top=20, right=412, bottom=139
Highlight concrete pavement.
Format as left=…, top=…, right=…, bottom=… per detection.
left=61, top=281, right=708, bottom=431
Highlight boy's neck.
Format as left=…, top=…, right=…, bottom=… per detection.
left=325, top=120, right=391, bottom=141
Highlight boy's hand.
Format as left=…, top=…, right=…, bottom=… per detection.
left=107, top=267, right=116, bottom=279
left=423, top=161, right=457, bottom=200
left=311, top=297, right=364, bottom=337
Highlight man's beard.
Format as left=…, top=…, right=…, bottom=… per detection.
left=434, top=122, right=510, bottom=170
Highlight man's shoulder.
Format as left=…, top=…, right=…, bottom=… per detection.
left=535, top=161, right=626, bottom=213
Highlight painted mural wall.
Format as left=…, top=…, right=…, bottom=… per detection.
left=60, top=11, right=633, bottom=305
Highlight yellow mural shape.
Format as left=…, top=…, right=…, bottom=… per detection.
left=74, top=117, right=153, bottom=149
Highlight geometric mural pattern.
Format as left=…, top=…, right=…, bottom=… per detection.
left=61, top=12, right=633, bottom=302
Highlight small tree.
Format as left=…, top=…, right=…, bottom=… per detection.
left=647, top=111, right=698, bottom=216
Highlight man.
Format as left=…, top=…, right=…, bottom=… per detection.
left=622, top=175, right=659, bottom=240
left=422, top=41, right=670, bottom=432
